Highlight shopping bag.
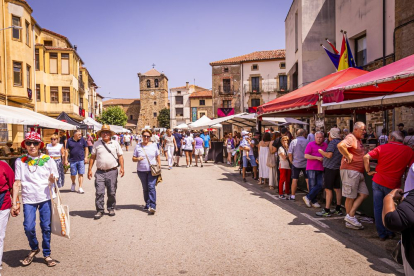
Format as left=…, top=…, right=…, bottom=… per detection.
left=266, top=150, right=276, bottom=167
left=49, top=182, right=70, bottom=239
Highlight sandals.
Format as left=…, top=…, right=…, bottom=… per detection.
left=44, top=256, right=57, bottom=267
left=22, top=249, right=40, bottom=266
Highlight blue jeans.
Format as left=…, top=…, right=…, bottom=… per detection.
left=306, top=170, right=324, bottom=203
left=23, top=200, right=52, bottom=257
left=137, top=171, right=157, bottom=209
left=372, top=181, right=394, bottom=238
left=70, top=160, right=85, bottom=175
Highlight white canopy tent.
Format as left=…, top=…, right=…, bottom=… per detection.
left=175, top=123, right=190, bottom=130
left=0, top=104, right=76, bottom=130
left=82, top=117, right=102, bottom=132
left=109, top=125, right=124, bottom=133
left=188, top=115, right=223, bottom=130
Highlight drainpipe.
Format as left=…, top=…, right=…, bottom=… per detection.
left=382, top=0, right=387, bottom=131
left=33, top=24, right=36, bottom=112
left=2, top=0, right=8, bottom=105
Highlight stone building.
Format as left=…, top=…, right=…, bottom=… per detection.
left=137, top=68, right=168, bottom=130
left=210, top=50, right=286, bottom=119
left=170, top=82, right=209, bottom=127
left=102, top=98, right=140, bottom=133
left=189, top=90, right=213, bottom=122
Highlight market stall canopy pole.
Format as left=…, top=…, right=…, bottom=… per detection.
left=0, top=105, right=76, bottom=130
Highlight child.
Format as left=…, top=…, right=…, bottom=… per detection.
left=240, top=131, right=251, bottom=161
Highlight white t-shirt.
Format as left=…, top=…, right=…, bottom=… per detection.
left=182, top=136, right=194, bottom=150
left=46, top=143, right=63, bottom=157
left=15, top=154, right=59, bottom=204
left=124, top=134, right=131, bottom=142
left=278, top=147, right=291, bottom=169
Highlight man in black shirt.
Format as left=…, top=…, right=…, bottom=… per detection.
left=252, top=132, right=260, bottom=160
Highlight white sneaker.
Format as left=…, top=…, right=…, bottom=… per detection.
left=344, top=214, right=363, bottom=228
left=302, top=196, right=311, bottom=207
left=148, top=207, right=156, bottom=214
left=78, top=187, right=85, bottom=194
left=71, top=183, right=76, bottom=192
left=311, top=202, right=321, bottom=208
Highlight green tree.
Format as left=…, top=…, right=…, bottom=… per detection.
left=97, top=106, right=128, bottom=127
left=157, top=108, right=170, bottom=129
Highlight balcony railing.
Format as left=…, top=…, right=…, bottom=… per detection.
left=243, top=84, right=288, bottom=93
left=78, top=76, right=84, bottom=91
left=218, top=85, right=236, bottom=95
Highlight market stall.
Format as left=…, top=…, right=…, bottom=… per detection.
left=57, top=112, right=88, bottom=130
left=83, top=117, right=102, bottom=132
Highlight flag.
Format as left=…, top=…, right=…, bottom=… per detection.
left=326, top=39, right=339, bottom=54
left=322, top=45, right=339, bottom=69
left=345, top=34, right=356, bottom=67
left=338, top=35, right=349, bottom=71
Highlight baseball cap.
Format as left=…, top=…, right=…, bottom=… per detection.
left=241, top=130, right=249, bottom=136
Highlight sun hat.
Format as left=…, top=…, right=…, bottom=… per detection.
left=97, top=125, right=116, bottom=137
left=21, top=131, right=44, bottom=149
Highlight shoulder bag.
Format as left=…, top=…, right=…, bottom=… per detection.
left=101, top=141, right=120, bottom=167
left=49, top=181, right=70, bottom=239
left=266, top=142, right=276, bottom=168
left=142, top=145, right=161, bottom=177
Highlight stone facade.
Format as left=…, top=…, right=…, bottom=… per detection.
left=137, top=68, right=168, bottom=130
left=395, top=0, right=414, bottom=61
left=189, top=90, right=213, bottom=122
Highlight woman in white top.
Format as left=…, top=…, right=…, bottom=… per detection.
left=132, top=129, right=161, bottom=213
left=258, top=133, right=271, bottom=185
left=46, top=134, right=65, bottom=188
left=182, top=131, right=195, bottom=168
left=11, top=131, right=58, bottom=267
left=277, top=136, right=291, bottom=199
left=163, top=129, right=177, bottom=170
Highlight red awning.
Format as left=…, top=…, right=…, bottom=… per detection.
left=257, top=68, right=368, bottom=115
left=323, top=54, right=414, bottom=103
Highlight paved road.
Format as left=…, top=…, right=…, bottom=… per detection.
left=2, top=149, right=402, bottom=275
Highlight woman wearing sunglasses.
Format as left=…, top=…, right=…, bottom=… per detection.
left=46, top=134, right=65, bottom=188
left=11, top=131, right=59, bottom=267
left=132, top=129, right=161, bottom=214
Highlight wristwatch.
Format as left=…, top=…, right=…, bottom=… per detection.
left=12, top=201, right=20, bottom=206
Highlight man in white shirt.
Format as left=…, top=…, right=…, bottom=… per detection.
left=124, top=133, right=132, bottom=151
left=88, top=125, right=124, bottom=219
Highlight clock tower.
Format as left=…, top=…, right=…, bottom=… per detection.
left=137, top=68, right=169, bottom=131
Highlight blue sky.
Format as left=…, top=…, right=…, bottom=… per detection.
left=30, top=0, right=291, bottom=99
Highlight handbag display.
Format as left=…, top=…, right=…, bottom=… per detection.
left=142, top=146, right=161, bottom=176
left=49, top=181, right=70, bottom=239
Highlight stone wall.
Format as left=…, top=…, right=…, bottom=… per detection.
left=211, top=65, right=241, bottom=117
left=395, top=0, right=414, bottom=61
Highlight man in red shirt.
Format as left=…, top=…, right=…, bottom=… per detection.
left=0, top=161, right=15, bottom=269
left=364, top=131, right=414, bottom=241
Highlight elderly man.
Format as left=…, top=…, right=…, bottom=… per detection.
left=240, top=131, right=258, bottom=182
left=303, top=132, right=328, bottom=208
left=316, top=128, right=343, bottom=217
left=65, top=130, right=88, bottom=194
left=288, top=129, right=309, bottom=201
left=88, top=125, right=124, bottom=219
left=337, top=122, right=368, bottom=229
left=363, top=131, right=414, bottom=240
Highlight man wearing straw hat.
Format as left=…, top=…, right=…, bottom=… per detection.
left=88, top=125, right=124, bottom=219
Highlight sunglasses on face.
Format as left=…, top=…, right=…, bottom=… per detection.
left=142, top=135, right=151, bottom=138
left=101, top=131, right=111, bottom=135
left=51, top=138, right=57, bottom=141
left=25, top=141, right=40, bottom=147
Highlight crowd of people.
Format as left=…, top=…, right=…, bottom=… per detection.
left=1, top=122, right=414, bottom=272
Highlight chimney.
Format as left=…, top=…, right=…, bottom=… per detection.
left=186, top=82, right=189, bottom=89
left=74, top=45, right=77, bottom=51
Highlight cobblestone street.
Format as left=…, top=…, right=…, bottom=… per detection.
left=2, top=148, right=404, bottom=275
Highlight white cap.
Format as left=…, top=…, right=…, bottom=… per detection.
left=241, top=130, right=249, bottom=136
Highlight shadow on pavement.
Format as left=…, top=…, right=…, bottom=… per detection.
left=2, top=249, right=44, bottom=268
left=216, top=167, right=404, bottom=276
left=70, top=210, right=96, bottom=219
left=116, top=204, right=149, bottom=214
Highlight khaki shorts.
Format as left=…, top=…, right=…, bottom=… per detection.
left=340, top=169, right=369, bottom=199
left=194, top=148, right=204, bottom=156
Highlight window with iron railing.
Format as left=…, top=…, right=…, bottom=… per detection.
left=50, top=87, right=58, bottom=103
left=62, top=87, right=70, bottom=103
left=222, top=79, right=231, bottom=93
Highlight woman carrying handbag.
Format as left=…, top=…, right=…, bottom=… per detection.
left=132, top=129, right=161, bottom=214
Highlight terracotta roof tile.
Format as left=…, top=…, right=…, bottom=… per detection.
left=143, top=68, right=161, bottom=76
left=103, top=98, right=140, bottom=106
left=44, top=46, right=73, bottom=51
left=210, top=49, right=285, bottom=65
left=42, top=28, right=69, bottom=41
left=170, top=84, right=208, bottom=90
left=189, top=90, right=212, bottom=98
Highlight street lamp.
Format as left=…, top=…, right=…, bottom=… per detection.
left=0, top=26, right=22, bottom=31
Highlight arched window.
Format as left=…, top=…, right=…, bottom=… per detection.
left=146, top=80, right=151, bottom=88
left=154, top=101, right=157, bottom=105
left=154, top=79, right=159, bottom=88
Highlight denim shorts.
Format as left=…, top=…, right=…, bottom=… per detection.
left=242, top=155, right=257, bottom=168
left=70, top=160, right=85, bottom=175
left=291, top=165, right=308, bottom=179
